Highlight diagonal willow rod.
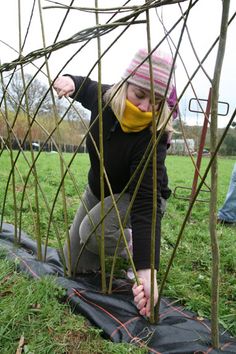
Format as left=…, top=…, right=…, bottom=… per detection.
left=37, top=86, right=139, bottom=281
left=1, top=0, right=232, bottom=262
left=61, top=68, right=172, bottom=285
left=43, top=0, right=183, bottom=280
left=0, top=20, right=144, bottom=72
left=0, top=74, right=18, bottom=242
left=0, top=81, right=86, bottom=272
left=0, top=79, right=70, bottom=226
left=0, top=118, right=63, bottom=257
left=0, top=2, right=149, bottom=243
left=110, top=7, right=236, bottom=304
left=0, top=1, right=235, bottom=339
left=138, top=0, right=194, bottom=322
left=159, top=35, right=219, bottom=214
left=1, top=109, right=68, bottom=266
left=157, top=8, right=236, bottom=186
left=44, top=0, right=188, bottom=13
left=67, top=95, right=140, bottom=283
left=0, top=0, right=136, bottom=270
left=48, top=0, right=198, bottom=101
left=155, top=10, right=236, bottom=319
left=46, top=0, right=203, bottom=286
left=0, top=142, right=67, bottom=275
left=11, top=69, right=136, bottom=279
left=0, top=0, right=189, bottom=73
left=41, top=9, right=164, bottom=282
left=157, top=105, right=236, bottom=339
left=1, top=0, right=101, bottom=258
left=0, top=143, right=39, bottom=234
left=107, top=0, right=208, bottom=291
left=0, top=76, right=51, bottom=246
left=156, top=3, right=213, bottom=193
left=43, top=2, right=152, bottom=274
left=0, top=0, right=197, bottom=86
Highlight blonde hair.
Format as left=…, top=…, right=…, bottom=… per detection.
left=104, top=80, right=173, bottom=133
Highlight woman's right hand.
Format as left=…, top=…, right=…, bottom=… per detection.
left=53, top=76, right=75, bottom=98
left=132, top=268, right=158, bottom=317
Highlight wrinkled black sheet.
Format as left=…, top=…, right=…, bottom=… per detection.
left=1, top=223, right=235, bottom=354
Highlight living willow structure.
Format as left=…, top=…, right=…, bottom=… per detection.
left=0, top=0, right=235, bottom=350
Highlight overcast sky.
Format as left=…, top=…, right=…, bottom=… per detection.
left=1, top=0, right=236, bottom=127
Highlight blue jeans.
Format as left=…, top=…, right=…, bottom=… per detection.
left=218, top=163, right=236, bottom=222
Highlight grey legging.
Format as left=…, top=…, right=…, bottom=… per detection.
left=64, top=185, right=132, bottom=274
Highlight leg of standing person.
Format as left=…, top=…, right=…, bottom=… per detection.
left=64, top=185, right=132, bottom=274
left=218, top=163, right=236, bottom=224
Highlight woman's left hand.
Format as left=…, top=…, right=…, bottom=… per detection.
left=53, top=76, right=75, bottom=98
left=132, top=268, right=158, bottom=317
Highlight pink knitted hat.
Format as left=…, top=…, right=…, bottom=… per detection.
left=122, top=48, right=174, bottom=98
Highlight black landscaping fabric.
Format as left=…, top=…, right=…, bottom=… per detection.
left=0, top=223, right=235, bottom=354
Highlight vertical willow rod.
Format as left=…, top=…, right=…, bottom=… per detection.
left=210, top=0, right=230, bottom=348
left=155, top=0, right=194, bottom=322
left=95, top=0, right=106, bottom=293
left=18, top=0, right=42, bottom=260
left=145, top=2, right=157, bottom=324
left=37, top=0, right=71, bottom=273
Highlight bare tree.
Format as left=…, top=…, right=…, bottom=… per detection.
left=1, top=72, right=90, bottom=126
left=3, top=72, right=52, bottom=116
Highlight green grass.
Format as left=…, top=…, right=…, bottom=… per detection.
left=0, top=151, right=235, bottom=352
left=0, top=151, right=89, bottom=246
left=0, top=252, right=146, bottom=354
left=161, top=155, right=236, bottom=335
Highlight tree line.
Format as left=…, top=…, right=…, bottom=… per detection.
left=1, top=71, right=235, bottom=155
left=0, top=72, right=89, bottom=151
left=172, top=120, right=236, bottom=156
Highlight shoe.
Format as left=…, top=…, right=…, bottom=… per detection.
left=217, top=219, right=235, bottom=226
left=126, top=267, right=135, bottom=280
left=120, top=267, right=135, bottom=281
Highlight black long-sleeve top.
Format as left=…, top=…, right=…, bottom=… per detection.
left=69, top=75, right=168, bottom=271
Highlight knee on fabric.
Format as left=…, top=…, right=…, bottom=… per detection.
left=79, top=217, right=99, bottom=254
left=79, top=215, right=132, bottom=256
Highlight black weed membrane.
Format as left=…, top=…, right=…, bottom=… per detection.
left=0, top=223, right=235, bottom=354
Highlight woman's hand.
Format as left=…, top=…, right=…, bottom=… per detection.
left=53, top=76, right=75, bottom=98
left=132, top=268, right=158, bottom=317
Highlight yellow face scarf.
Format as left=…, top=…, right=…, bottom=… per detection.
left=119, top=99, right=153, bottom=133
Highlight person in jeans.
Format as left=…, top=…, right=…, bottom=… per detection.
left=53, top=48, right=177, bottom=317
left=218, top=163, right=236, bottom=225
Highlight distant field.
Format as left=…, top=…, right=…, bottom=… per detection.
left=0, top=151, right=234, bottom=235
left=0, top=151, right=235, bottom=335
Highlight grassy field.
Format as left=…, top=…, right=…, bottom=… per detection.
left=161, top=155, right=236, bottom=335
left=0, top=151, right=235, bottom=352
left=0, top=251, right=146, bottom=354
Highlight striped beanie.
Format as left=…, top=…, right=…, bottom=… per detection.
left=122, top=48, right=174, bottom=98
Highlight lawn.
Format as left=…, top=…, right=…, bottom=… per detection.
left=0, top=251, right=146, bottom=354
left=0, top=151, right=235, bottom=352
